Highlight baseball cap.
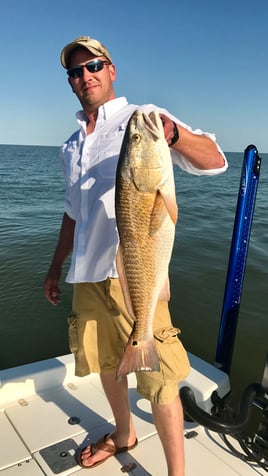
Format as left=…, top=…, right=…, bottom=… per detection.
left=60, top=36, right=112, bottom=68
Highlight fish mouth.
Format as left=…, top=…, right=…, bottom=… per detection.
left=131, top=110, right=163, bottom=142
left=143, top=112, right=161, bottom=141
left=143, top=112, right=160, bottom=139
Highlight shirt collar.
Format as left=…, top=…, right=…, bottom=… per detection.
left=76, top=97, right=128, bottom=132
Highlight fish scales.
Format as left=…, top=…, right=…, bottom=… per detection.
left=115, top=110, right=178, bottom=379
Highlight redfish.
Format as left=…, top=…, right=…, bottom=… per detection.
left=115, top=110, right=178, bottom=379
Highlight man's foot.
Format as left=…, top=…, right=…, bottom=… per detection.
left=77, top=433, right=138, bottom=468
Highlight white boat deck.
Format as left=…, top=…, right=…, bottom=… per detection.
left=0, top=353, right=266, bottom=475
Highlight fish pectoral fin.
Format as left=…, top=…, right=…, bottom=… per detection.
left=116, top=244, right=136, bottom=319
left=159, top=190, right=178, bottom=225
left=149, top=192, right=167, bottom=235
left=158, top=276, right=171, bottom=302
left=149, top=191, right=177, bottom=236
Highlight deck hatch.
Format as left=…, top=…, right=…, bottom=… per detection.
left=39, top=439, right=78, bottom=474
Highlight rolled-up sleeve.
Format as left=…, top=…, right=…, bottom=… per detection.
left=140, top=104, right=228, bottom=176
left=171, top=128, right=228, bottom=176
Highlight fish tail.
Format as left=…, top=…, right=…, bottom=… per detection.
left=116, top=337, right=160, bottom=380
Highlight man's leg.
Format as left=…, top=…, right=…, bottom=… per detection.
left=151, top=395, right=185, bottom=476
left=100, top=371, right=137, bottom=446
left=78, top=371, right=137, bottom=467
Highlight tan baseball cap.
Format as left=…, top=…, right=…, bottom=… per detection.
left=60, top=36, right=112, bottom=68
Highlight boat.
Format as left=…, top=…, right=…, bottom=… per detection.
left=1, top=146, right=267, bottom=475
left=1, top=351, right=267, bottom=475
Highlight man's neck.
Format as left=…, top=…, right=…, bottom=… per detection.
left=86, top=110, right=98, bottom=134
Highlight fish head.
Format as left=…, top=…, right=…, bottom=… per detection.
left=118, top=110, right=173, bottom=193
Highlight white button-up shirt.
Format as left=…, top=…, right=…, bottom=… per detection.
left=60, top=97, right=227, bottom=283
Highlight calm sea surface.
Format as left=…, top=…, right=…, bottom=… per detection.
left=0, top=144, right=267, bottom=404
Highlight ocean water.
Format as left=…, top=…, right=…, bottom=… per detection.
left=0, top=144, right=267, bottom=405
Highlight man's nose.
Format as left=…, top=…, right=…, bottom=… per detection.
left=81, top=65, right=93, bottom=79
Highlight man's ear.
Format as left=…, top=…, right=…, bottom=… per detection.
left=109, top=64, right=116, bottom=82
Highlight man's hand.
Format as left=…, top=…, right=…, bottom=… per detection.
left=43, top=213, right=75, bottom=305
left=44, top=265, right=62, bottom=305
left=159, top=114, right=179, bottom=147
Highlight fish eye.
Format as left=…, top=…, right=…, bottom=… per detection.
left=132, top=133, right=141, bottom=143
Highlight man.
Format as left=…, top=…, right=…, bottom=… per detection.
left=44, top=36, right=227, bottom=475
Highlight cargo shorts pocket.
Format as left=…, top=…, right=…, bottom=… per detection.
left=67, top=312, right=90, bottom=377
left=67, top=312, right=79, bottom=354
left=154, top=326, right=181, bottom=344
left=154, top=326, right=190, bottom=383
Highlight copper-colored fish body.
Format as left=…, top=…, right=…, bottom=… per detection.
left=115, top=110, right=178, bottom=379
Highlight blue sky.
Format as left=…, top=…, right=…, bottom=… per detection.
left=1, top=0, right=267, bottom=152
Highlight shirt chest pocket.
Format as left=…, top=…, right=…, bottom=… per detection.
left=97, top=130, right=125, bottom=180
left=62, top=145, right=82, bottom=186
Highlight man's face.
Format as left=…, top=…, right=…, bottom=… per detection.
left=67, top=47, right=116, bottom=111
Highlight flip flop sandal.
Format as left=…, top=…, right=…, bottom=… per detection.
left=77, top=433, right=138, bottom=469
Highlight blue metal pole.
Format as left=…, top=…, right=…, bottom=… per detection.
left=215, top=145, right=261, bottom=374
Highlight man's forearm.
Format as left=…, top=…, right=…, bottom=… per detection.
left=49, top=212, right=75, bottom=269
left=172, top=124, right=225, bottom=170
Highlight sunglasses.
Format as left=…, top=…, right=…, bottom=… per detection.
left=67, top=59, right=111, bottom=79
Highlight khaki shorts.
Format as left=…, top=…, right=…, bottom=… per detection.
left=68, top=278, right=190, bottom=404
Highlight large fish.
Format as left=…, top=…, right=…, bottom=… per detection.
left=115, top=110, right=178, bottom=379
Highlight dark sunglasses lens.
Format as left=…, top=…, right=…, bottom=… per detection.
left=85, top=60, right=104, bottom=73
left=67, top=60, right=107, bottom=78
left=67, top=67, right=83, bottom=78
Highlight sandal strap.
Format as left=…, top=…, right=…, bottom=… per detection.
left=94, top=433, right=116, bottom=455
